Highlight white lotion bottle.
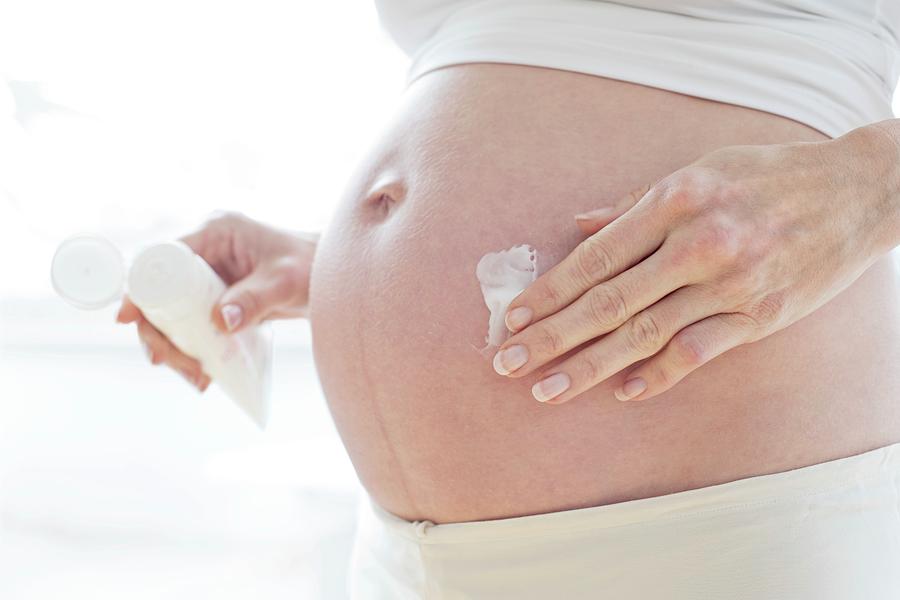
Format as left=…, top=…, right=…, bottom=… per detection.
left=51, top=236, right=272, bottom=427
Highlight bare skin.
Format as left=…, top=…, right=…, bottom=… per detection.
left=309, top=64, right=900, bottom=523
left=124, top=63, right=900, bottom=525
left=496, top=122, right=899, bottom=405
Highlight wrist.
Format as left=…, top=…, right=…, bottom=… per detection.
left=291, top=231, right=318, bottom=315
left=834, top=121, right=900, bottom=257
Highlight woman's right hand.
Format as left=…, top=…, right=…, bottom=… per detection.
left=115, top=211, right=319, bottom=391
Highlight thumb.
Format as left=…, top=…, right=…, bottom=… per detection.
left=574, top=182, right=653, bottom=236
left=213, top=265, right=297, bottom=333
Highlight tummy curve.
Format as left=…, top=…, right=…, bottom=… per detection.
left=309, top=63, right=900, bottom=523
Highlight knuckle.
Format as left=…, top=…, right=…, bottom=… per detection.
left=745, top=291, right=787, bottom=329
left=272, top=258, right=306, bottom=300
left=661, top=172, right=704, bottom=215
left=717, top=177, right=751, bottom=205
left=575, top=238, right=616, bottom=283
left=206, top=210, right=247, bottom=228
left=536, top=282, right=563, bottom=310
left=626, top=312, right=664, bottom=352
left=137, top=320, right=156, bottom=341
left=150, top=346, right=168, bottom=365
left=195, top=211, right=247, bottom=250
left=654, top=362, right=680, bottom=388
left=670, top=333, right=706, bottom=366
left=579, top=354, right=605, bottom=383
left=238, top=288, right=262, bottom=316
left=712, top=271, right=751, bottom=305
left=679, top=227, right=751, bottom=280
left=586, top=285, right=629, bottom=329
left=692, top=217, right=743, bottom=262
left=534, top=325, right=566, bottom=355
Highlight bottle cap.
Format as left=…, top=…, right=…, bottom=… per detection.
left=51, top=235, right=125, bottom=310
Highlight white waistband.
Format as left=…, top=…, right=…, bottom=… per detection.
left=403, top=0, right=898, bottom=138
left=349, top=442, right=900, bottom=598
left=370, top=440, right=900, bottom=544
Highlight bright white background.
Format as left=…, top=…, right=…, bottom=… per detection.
left=0, top=2, right=407, bottom=599
left=2, top=2, right=900, bottom=599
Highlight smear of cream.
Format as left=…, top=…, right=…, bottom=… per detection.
left=475, top=244, right=538, bottom=352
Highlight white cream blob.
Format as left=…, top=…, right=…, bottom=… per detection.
left=476, top=244, right=538, bottom=350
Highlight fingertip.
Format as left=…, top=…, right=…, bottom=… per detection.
left=210, top=309, right=228, bottom=333
left=213, top=303, right=245, bottom=333
left=209, top=303, right=231, bottom=333
left=505, top=306, right=533, bottom=332
left=615, top=376, right=648, bottom=401
left=543, top=397, right=568, bottom=406
left=116, top=298, right=141, bottom=323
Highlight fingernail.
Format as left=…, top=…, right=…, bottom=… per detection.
left=615, top=377, right=647, bottom=401
left=221, top=304, right=243, bottom=331
left=493, top=345, right=529, bottom=375
left=532, top=372, right=571, bottom=403
left=505, top=306, right=533, bottom=332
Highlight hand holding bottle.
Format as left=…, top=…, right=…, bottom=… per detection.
left=115, top=212, right=318, bottom=391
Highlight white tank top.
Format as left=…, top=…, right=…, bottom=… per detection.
left=374, top=0, right=900, bottom=137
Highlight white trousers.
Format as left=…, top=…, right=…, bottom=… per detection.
left=348, top=441, right=900, bottom=599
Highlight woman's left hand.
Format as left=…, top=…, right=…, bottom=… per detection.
left=493, top=126, right=898, bottom=404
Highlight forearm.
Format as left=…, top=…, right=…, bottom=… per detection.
left=845, top=119, right=900, bottom=256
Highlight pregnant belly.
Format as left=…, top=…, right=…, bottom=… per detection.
left=309, top=64, right=900, bottom=524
